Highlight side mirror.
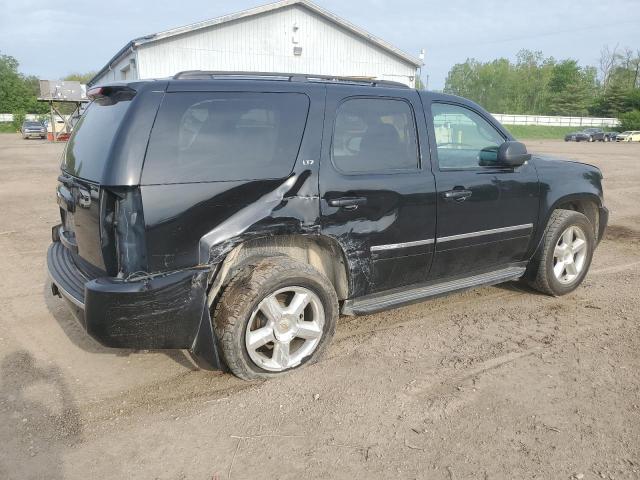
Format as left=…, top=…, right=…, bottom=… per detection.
left=497, top=141, right=531, bottom=167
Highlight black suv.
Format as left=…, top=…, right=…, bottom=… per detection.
left=48, top=72, right=608, bottom=380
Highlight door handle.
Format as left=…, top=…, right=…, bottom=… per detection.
left=328, top=197, right=367, bottom=209
left=443, top=189, right=472, bottom=202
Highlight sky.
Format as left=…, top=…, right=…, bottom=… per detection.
left=0, top=0, right=638, bottom=90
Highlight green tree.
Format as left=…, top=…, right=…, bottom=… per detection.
left=0, top=52, right=48, bottom=114
left=546, top=60, right=596, bottom=116
left=511, top=50, right=554, bottom=114
left=619, top=109, right=640, bottom=130
left=444, top=59, right=480, bottom=99
left=11, top=111, right=25, bottom=130
left=63, top=72, right=96, bottom=84
left=443, top=46, right=638, bottom=118
left=444, top=51, right=561, bottom=114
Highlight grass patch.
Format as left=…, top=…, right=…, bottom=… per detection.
left=503, top=125, right=580, bottom=140
left=0, top=123, right=17, bottom=133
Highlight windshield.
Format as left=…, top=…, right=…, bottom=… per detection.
left=62, top=97, right=132, bottom=182
left=24, top=121, right=42, bottom=127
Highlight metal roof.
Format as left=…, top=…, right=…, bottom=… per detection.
left=89, top=0, right=422, bottom=86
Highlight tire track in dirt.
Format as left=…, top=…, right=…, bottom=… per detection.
left=605, top=224, right=640, bottom=244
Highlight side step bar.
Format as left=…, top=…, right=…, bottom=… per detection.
left=341, top=265, right=526, bottom=316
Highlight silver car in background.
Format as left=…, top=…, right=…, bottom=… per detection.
left=21, top=120, right=46, bottom=139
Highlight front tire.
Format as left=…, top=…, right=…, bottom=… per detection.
left=213, top=256, right=338, bottom=380
left=526, top=209, right=594, bottom=296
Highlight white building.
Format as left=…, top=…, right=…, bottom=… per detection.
left=88, top=0, right=422, bottom=87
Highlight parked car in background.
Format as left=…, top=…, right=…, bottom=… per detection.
left=616, top=131, right=640, bottom=142
left=48, top=73, right=608, bottom=380
left=564, top=128, right=606, bottom=142
left=603, top=131, right=618, bottom=142
left=21, top=120, right=46, bottom=139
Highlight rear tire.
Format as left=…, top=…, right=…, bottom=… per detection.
left=213, top=256, right=338, bottom=380
left=526, top=209, right=594, bottom=296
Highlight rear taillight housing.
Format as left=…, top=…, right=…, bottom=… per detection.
left=100, top=187, right=147, bottom=278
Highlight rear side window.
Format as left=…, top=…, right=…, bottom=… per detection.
left=142, top=92, right=310, bottom=184
left=332, top=98, right=419, bottom=174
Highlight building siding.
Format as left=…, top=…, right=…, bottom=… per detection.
left=92, top=51, right=137, bottom=85
left=135, top=5, right=416, bottom=86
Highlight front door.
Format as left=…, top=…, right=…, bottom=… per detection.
left=319, top=87, right=437, bottom=297
left=425, top=101, right=540, bottom=279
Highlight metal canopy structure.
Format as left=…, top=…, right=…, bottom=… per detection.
left=37, top=80, right=89, bottom=142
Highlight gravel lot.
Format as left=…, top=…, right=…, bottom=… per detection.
left=0, top=134, right=638, bottom=479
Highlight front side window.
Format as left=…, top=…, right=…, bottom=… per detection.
left=431, top=103, right=505, bottom=170
left=143, top=92, right=310, bottom=184
left=332, top=98, right=419, bottom=173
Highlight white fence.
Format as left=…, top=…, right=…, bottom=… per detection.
left=491, top=113, right=620, bottom=128
left=2, top=112, right=621, bottom=128
left=0, top=113, right=43, bottom=122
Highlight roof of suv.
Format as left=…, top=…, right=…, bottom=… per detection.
left=170, top=70, right=412, bottom=88
left=94, top=72, right=496, bottom=122
left=97, top=71, right=464, bottom=104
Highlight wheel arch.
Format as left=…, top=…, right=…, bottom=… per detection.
left=207, top=234, right=350, bottom=306
left=550, top=194, right=601, bottom=241
left=530, top=193, right=602, bottom=260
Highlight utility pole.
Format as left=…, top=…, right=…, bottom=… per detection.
left=418, top=48, right=426, bottom=90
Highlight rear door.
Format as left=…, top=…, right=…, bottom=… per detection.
left=58, top=93, right=136, bottom=270
left=424, top=99, right=540, bottom=279
left=319, top=86, right=437, bottom=296
left=57, top=84, right=164, bottom=273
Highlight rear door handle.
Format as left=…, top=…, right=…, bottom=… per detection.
left=328, top=197, right=367, bottom=209
left=443, top=189, right=472, bottom=202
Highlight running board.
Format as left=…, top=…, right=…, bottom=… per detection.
left=341, top=266, right=526, bottom=316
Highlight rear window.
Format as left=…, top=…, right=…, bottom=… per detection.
left=142, top=92, right=309, bottom=184
left=62, top=98, right=132, bottom=181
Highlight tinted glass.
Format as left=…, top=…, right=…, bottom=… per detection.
left=24, top=121, right=42, bottom=127
left=63, top=99, right=132, bottom=181
left=431, top=103, right=505, bottom=170
left=332, top=98, right=418, bottom=173
left=142, top=92, right=310, bottom=184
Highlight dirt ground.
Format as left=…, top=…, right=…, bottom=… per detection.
left=0, top=134, right=638, bottom=480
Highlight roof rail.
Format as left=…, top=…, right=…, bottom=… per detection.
left=172, top=70, right=409, bottom=88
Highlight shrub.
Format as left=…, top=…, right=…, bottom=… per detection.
left=619, top=110, right=640, bottom=131
left=11, top=111, right=25, bottom=131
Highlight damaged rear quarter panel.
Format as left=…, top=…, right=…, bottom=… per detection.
left=141, top=172, right=321, bottom=271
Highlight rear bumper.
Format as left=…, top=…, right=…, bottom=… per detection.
left=47, top=239, right=222, bottom=368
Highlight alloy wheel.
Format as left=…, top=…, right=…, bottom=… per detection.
left=245, top=286, right=325, bottom=372
left=553, top=226, right=588, bottom=284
